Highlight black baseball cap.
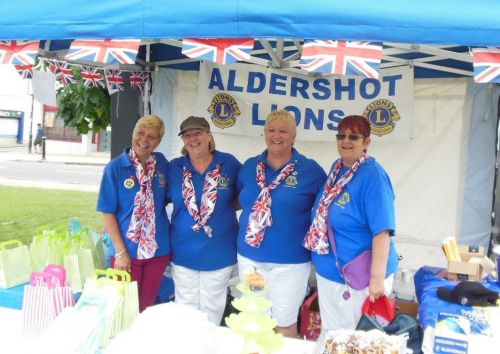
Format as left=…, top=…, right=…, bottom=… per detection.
left=437, top=281, right=498, bottom=307
left=178, top=116, right=210, bottom=136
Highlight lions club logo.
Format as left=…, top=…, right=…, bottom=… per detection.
left=207, top=93, right=241, bottom=129
left=363, top=99, right=401, bottom=137
left=217, top=175, right=229, bottom=189
left=334, top=192, right=350, bottom=208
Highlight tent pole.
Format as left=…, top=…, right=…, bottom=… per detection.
left=143, top=43, right=151, bottom=116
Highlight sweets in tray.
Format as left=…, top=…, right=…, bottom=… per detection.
left=319, top=329, right=407, bottom=354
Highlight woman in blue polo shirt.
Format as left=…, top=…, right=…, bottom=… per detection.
left=97, top=114, right=171, bottom=312
left=237, top=110, right=326, bottom=337
left=304, top=114, right=398, bottom=331
left=167, top=116, right=241, bottom=325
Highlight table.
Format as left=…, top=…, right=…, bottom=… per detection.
left=0, top=306, right=316, bottom=354
left=414, top=266, right=500, bottom=353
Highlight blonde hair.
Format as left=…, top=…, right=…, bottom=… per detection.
left=264, top=110, right=297, bottom=136
left=133, top=114, right=165, bottom=140
left=180, top=132, right=216, bottom=155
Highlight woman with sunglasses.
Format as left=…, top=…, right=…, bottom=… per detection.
left=237, top=110, right=326, bottom=337
left=304, top=115, right=398, bottom=331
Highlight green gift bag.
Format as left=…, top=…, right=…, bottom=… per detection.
left=0, top=240, right=32, bottom=288
left=106, top=269, right=139, bottom=331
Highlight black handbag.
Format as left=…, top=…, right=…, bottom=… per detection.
left=356, top=313, right=423, bottom=354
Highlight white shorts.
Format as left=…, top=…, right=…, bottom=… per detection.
left=171, top=263, right=234, bottom=325
left=316, top=272, right=394, bottom=332
left=237, top=254, right=311, bottom=327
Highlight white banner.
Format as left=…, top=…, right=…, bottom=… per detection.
left=195, top=62, right=414, bottom=141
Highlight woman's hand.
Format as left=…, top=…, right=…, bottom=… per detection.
left=114, top=251, right=132, bottom=273
left=369, top=276, right=385, bottom=302
left=369, top=230, right=391, bottom=302
left=102, top=213, right=132, bottom=273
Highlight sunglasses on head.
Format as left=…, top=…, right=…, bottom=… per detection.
left=336, top=132, right=365, bottom=141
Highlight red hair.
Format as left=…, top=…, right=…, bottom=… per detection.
left=338, top=115, right=371, bottom=138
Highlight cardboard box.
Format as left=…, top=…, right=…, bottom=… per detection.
left=457, top=245, right=484, bottom=261
left=395, top=299, right=419, bottom=317
left=447, top=244, right=485, bottom=281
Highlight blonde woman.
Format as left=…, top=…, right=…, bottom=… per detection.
left=237, top=110, right=326, bottom=337
left=97, top=114, right=171, bottom=312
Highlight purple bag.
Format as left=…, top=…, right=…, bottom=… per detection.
left=327, top=221, right=372, bottom=290
left=341, top=250, right=372, bottom=290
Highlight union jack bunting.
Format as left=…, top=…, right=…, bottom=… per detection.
left=182, top=165, right=221, bottom=237
left=105, top=69, right=125, bottom=93
left=245, top=161, right=295, bottom=247
left=65, top=39, right=141, bottom=64
left=0, top=40, right=39, bottom=65
left=472, top=47, right=500, bottom=83
left=48, top=60, right=75, bottom=85
left=181, top=38, right=254, bottom=65
left=80, top=66, right=105, bottom=88
left=129, top=71, right=149, bottom=95
left=299, top=40, right=382, bottom=78
left=14, top=64, right=33, bottom=79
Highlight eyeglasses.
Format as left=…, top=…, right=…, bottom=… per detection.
left=336, top=132, right=365, bottom=141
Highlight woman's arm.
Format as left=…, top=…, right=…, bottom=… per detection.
left=103, top=212, right=131, bottom=272
left=369, top=230, right=390, bottom=302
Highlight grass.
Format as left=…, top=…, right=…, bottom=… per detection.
left=0, top=186, right=104, bottom=245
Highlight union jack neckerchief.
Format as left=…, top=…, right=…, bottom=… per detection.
left=126, top=149, right=158, bottom=259
left=245, top=160, right=295, bottom=247
left=182, top=165, right=221, bottom=237
left=303, top=153, right=369, bottom=254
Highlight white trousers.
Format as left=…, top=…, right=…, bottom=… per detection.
left=316, top=272, right=394, bottom=332
left=237, top=254, right=311, bottom=327
left=171, top=263, right=234, bottom=325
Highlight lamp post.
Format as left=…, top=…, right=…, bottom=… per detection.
left=27, top=84, right=34, bottom=154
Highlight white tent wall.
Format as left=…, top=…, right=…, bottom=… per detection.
left=152, top=68, right=498, bottom=271
left=460, top=84, right=500, bottom=247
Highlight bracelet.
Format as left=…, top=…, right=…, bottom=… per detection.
left=115, top=249, right=126, bottom=259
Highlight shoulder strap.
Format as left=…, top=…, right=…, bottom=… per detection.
left=326, top=216, right=342, bottom=272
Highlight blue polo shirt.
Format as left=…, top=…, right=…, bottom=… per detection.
left=312, top=157, right=398, bottom=283
left=96, top=148, right=171, bottom=258
left=167, top=150, right=241, bottom=271
left=237, top=149, right=326, bottom=264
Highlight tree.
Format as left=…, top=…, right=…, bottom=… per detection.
left=56, top=67, right=111, bottom=134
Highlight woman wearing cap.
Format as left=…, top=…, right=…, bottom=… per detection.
left=304, top=115, right=398, bottom=331
left=167, top=116, right=241, bottom=325
left=97, top=114, right=171, bottom=312
left=237, top=110, right=326, bottom=337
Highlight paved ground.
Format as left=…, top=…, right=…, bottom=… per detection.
left=0, top=144, right=110, bottom=192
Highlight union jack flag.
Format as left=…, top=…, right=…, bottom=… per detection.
left=48, top=60, right=75, bottom=85
left=129, top=71, right=149, bottom=95
left=0, top=40, right=39, bottom=65
left=181, top=38, right=254, bottom=65
left=299, top=40, right=382, bottom=78
left=65, top=39, right=141, bottom=64
left=14, top=64, right=33, bottom=79
left=472, top=47, right=500, bottom=83
left=105, top=69, right=125, bottom=93
left=80, top=66, right=105, bottom=88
